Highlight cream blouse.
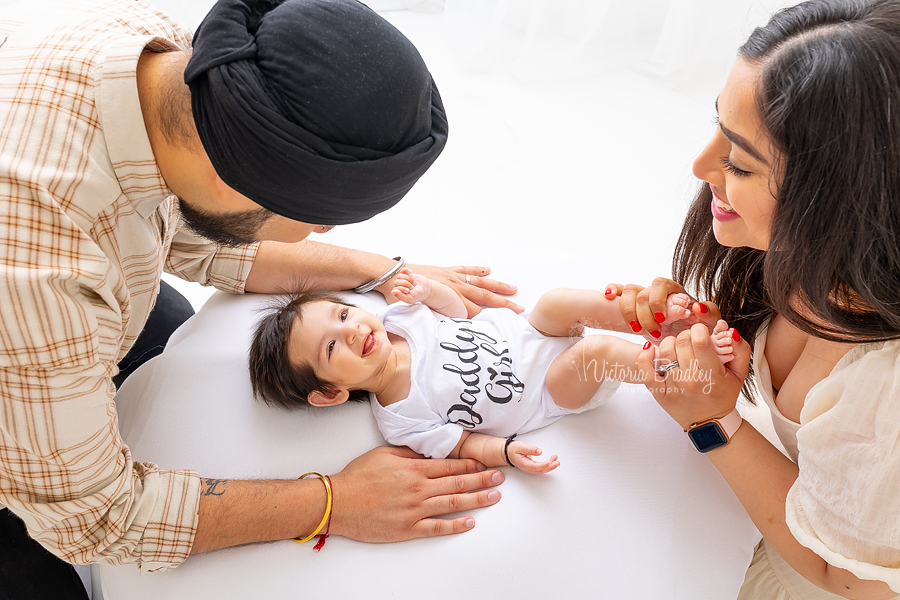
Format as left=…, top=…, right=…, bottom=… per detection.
left=754, top=325, right=900, bottom=593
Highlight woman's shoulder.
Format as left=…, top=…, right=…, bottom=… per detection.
left=800, top=338, right=900, bottom=427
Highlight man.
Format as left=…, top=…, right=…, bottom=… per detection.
left=0, top=0, right=517, bottom=597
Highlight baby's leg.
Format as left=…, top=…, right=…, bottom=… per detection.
left=546, top=318, right=735, bottom=411
left=546, top=334, right=645, bottom=410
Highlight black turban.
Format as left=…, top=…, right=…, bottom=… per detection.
left=183, top=0, right=448, bottom=225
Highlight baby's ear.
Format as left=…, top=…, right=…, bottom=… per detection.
left=308, top=388, right=350, bottom=407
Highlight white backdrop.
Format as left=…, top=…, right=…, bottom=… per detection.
left=0, top=0, right=804, bottom=598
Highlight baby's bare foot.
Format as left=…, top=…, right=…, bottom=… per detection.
left=711, top=319, right=735, bottom=364
left=651, top=293, right=693, bottom=338
left=663, top=293, right=692, bottom=325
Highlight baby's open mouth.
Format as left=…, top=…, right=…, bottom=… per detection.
left=362, top=332, right=377, bottom=357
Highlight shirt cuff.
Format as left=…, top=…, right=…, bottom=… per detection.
left=134, top=467, right=201, bottom=574
left=207, top=243, right=259, bottom=294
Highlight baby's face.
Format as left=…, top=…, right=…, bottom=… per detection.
left=288, top=301, right=393, bottom=392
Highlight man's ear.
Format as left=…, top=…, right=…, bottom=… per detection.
left=308, top=388, right=350, bottom=407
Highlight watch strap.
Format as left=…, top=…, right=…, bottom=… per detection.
left=716, top=408, right=743, bottom=439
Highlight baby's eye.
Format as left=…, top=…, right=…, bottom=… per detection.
left=327, top=340, right=335, bottom=358
left=340, top=309, right=348, bottom=322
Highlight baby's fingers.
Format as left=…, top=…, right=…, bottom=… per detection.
left=515, top=454, right=560, bottom=474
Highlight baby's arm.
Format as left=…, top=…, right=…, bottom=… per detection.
left=449, top=431, right=559, bottom=475
left=391, top=268, right=467, bottom=318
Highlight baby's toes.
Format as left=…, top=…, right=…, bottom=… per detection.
left=711, top=330, right=735, bottom=363
left=662, top=293, right=693, bottom=325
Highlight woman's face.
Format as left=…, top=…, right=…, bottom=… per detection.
left=692, top=58, right=779, bottom=251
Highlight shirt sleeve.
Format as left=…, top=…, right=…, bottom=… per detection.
left=370, top=396, right=464, bottom=459
left=164, top=221, right=259, bottom=295
left=785, top=340, right=900, bottom=593
left=0, top=265, right=200, bottom=572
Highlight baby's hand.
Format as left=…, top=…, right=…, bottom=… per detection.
left=507, top=441, right=559, bottom=475
left=711, top=319, right=736, bottom=364
left=391, top=268, right=433, bottom=305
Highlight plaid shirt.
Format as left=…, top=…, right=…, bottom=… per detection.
left=0, top=0, right=257, bottom=571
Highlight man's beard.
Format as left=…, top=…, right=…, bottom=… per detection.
left=177, top=197, right=275, bottom=247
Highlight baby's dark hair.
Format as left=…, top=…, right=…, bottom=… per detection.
left=249, top=290, right=370, bottom=409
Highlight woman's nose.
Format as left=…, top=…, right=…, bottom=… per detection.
left=692, top=131, right=727, bottom=186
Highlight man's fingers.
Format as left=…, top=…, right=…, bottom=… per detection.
left=452, top=265, right=492, bottom=277
left=462, top=288, right=523, bottom=315
left=421, top=486, right=503, bottom=518
left=426, top=468, right=505, bottom=497
left=463, top=274, right=518, bottom=296
left=407, top=516, right=478, bottom=540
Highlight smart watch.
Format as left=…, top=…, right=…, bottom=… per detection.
left=685, top=408, right=743, bottom=453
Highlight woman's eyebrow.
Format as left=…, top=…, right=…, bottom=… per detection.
left=715, top=98, right=770, bottom=167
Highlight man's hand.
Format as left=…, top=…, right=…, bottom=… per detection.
left=329, top=446, right=504, bottom=542
left=379, top=264, right=522, bottom=317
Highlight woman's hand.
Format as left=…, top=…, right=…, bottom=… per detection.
left=378, top=264, right=522, bottom=317
left=604, top=278, right=720, bottom=340
left=636, top=322, right=751, bottom=430
left=328, top=446, right=504, bottom=542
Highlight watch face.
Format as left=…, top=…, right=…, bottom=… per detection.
left=687, top=422, right=728, bottom=453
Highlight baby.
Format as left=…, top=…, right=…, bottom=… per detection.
left=249, top=270, right=736, bottom=474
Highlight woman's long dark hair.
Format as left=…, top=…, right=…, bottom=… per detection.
left=675, top=0, right=900, bottom=398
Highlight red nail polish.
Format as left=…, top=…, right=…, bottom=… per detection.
left=732, top=328, right=741, bottom=342
left=654, top=312, right=665, bottom=323
left=697, top=302, right=709, bottom=314
left=642, top=341, right=652, bottom=350
left=650, top=330, right=661, bottom=339
left=629, top=320, right=641, bottom=333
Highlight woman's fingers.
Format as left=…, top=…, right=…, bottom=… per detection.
left=639, top=278, right=687, bottom=338
left=619, top=284, right=644, bottom=333
left=615, top=278, right=691, bottom=339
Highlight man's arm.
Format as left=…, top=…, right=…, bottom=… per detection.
left=243, top=240, right=522, bottom=316
left=192, top=446, right=505, bottom=552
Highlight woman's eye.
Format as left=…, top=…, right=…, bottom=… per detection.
left=340, top=309, right=348, bottom=322
left=720, top=156, right=752, bottom=177
left=327, top=341, right=335, bottom=357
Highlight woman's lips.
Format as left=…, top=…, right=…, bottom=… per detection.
left=710, top=187, right=740, bottom=222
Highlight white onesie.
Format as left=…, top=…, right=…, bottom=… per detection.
left=370, top=303, right=620, bottom=458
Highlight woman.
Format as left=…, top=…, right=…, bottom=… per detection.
left=610, top=0, right=900, bottom=598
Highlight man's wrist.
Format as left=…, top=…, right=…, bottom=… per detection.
left=354, top=256, right=404, bottom=294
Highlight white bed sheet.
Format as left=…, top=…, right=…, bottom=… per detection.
left=95, top=243, right=760, bottom=600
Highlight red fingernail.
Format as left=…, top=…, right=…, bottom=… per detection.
left=650, top=330, right=661, bottom=339
left=654, top=312, right=665, bottom=323
left=605, top=288, right=612, bottom=296
left=732, top=328, right=741, bottom=342
left=697, top=302, right=709, bottom=314
left=629, top=320, right=641, bottom=333
left=642, top=341, right=652, bottom=350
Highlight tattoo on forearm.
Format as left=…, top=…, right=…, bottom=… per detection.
left=202, top=478, right=228, bottom=496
